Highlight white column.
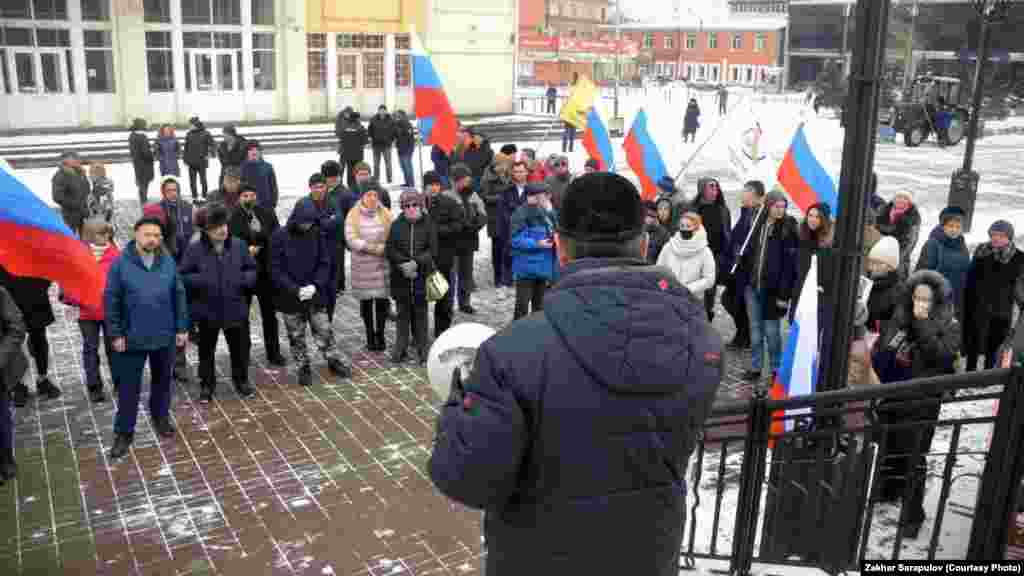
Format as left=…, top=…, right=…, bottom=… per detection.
left=112, top=0, right=146, bottom=125
left=171, top=0, right=186, bottom=121
left=241, top=0, right=254, bottom=120
left=384, top=33, right=396, bottom=111
left=327, top=33, right=338, bottom=115
left=68, top=0, right=88, bottom=125
left=279, top=0, right=309, bottom=122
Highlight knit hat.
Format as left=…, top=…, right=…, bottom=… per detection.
left=894, top=190, right=914, bottom=203
left=450, top=163, right=472, bottom=183
left=189, top=116, right=201, bottom=126
left=584, top=158, right=600, bottom=171
left=204, top=205, right=230, bottom=230
left=557, top=173, right=644, bottom=242
left=321, top=160, right=342, bottom=178
left=500, top=144, right=518, bottom=156
left=308, top=172, right=325, bottom=187
left=868, top=236, right=900, bottom=271
left=423, top=171, right=442, bottom=187
left=657, top=176, right=676, bottom=195
left=989, top=219, right=1015, bottom=239
left=939, top=205, right=966, bottom=224
left=525, top=182, right=549, bottom=197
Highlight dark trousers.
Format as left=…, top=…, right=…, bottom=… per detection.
left=500, top=236, right=514, bottom=287
left=966, top=316, right=1013, bottom=371
left=188, top=164, right=209, bottom=200
left=490, top=236, right=505, bottom=286
left=336, top=247, right=347, bottom=294
left=372, top=146, right=393, bottom=183
left=562, top=125, right=576, bottom=153
left=340, top=158, right=360, bottom=190
left=399, top=153, right=415, bottom=187
left=514, top=278, right=548, bottom=320
left=197, top=321, right=250, bottom=389
left=546, top=99, right=556, bottom=114
left=877, top=401, right=940, bottom=524
left=395, top=292, right=428, bottom=355
left=359, top=298, right=388, bottom=344
left=247, top=288, right=281, bottom=358
left=704, top=286, right=717, bottom=323
left=434, top=261, right=455, bottom=337
left=0, top=378, right=10, bottom=459
left=722, top=282, right=749, bottom=343
left=455, top=249, right=474, bottom=308
left=26, top=326, right=48, bottom=376
left=112, top=346, right=174, bottom=435
left=78, top=320, right=114, bottom=390
left=137, top=179, right=150, bottom=207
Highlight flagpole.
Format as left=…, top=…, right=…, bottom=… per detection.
left=411, top=24, right=425, bottom=187
left=729, top=204, right=766, bottom=276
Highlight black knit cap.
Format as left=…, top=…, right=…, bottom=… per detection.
left=557, top=173, right=644, bottom=242
left=450, top=163, right=472, bottom=183
left=205, top=205, right=230, bottom=229
left=321, top=160, right=341, bottom=178
left=309, top=172, right=325, bottom=187
left=423, top=171, right=442, bottom=187
left=500, top=144, right=518, bottom=155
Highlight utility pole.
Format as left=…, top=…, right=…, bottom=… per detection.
left=947, top=0, right=1011, bottom=233
left=902, top=0, right=919, bottom=93
left=614, top=0, right=621, bottom=119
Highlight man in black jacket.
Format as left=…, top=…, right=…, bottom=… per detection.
left=428, top=172, right=722, bottom=575
left=183, top=117, right=216, bottom=203
left=394, top=110, right=417, bottom=187
left=423, top=170, right=465, bottom=337
left=449, top=164, right=488, bottom=314
left=369, top=105, right=396, bottom=184
left=51, top=151, right=91, bottom=235
left=129, top=118, right=155, bottom=207
left=217, top=125, right=248, bottom=190
left=229, top=184, right=285, bottom=367
left=336, top=107, right=368, bottom=190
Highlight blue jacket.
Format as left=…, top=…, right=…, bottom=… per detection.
left=179, top=235, right=258, bottom=327
left=914, top=225, right=970, bottom=314
left=270, top=199, right=333, bottom=313
left=104, top=242, right=189, bottom=351
left=510, top=205, right=557, bottom=281
left=157, top=136, right=179, bottom=176
left=428, top=258, right=722, bottom=576
left=496, top=182, right=528, bottom=240
left=240, top=159, right=279, bottom=209
left=431, top=145, right=451, bottom=186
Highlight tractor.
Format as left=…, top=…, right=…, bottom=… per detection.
left=888, top=75, right=970, bottom=148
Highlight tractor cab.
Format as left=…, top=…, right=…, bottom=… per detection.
left=890, top=76, right=970, bottom=147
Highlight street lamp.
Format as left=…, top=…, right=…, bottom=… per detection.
left=947, top=0, right=1012, bottom=233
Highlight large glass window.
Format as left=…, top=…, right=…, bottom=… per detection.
left=144, top=0, right=171, bottom=23
left=664, top=35, right=673, bottom=49
left=363, top=52, right=383, bottom=89
left=337, top=53, right=356, bottom=90
left=395, top=53, right=410, bottom=87
left=0, top=26, right=74, bottom=93
left=252, top=0, right=273, bottom=26
left=686, top=33, right=696, bottom=50
left=32, top=0, right=67, bottom=20
left=708, top=32, right=718, bottom=49
left=145, top=31, right=174, bottom=92
left=84, top=30, right=114, bottom=92
left=0, top=1, right=32, bottom=19
left=252, top=32, right=274, bottom=90
left=643, top=32, right=653, bottom=49
left=307, top=33, right=326, bottom=90
left=182, top=0, right=241, bottom=25
left=81, top=0, right=110, bottom=21
left=755, top=32, right=766, bottom=52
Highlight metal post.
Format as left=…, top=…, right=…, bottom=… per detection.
left=613, top=0, right=621, bottom=119
left=819, top=0, right=891, bottom=396
left=902, top=0, right=918, bottom=93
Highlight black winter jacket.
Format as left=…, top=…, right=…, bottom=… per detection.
left=386, top=214, right=436, bottom=300
left=269, top=200, right=333, bottom=313
left=695, top=178, right=732, bottom=269
left=217, top=137, right=248, bottom=171
left=867, top=270, right=905, bottom=333
left=876, top=202, right=921, bottom=277
left=368, top=113, right=396, bottom=147
left=479, top=165, right=510, bottom=238
left=428, top=258, right=722, bottom=576
left=0, top=266, right=54, bottom=332
left=337, top=119, right=368, bottom=162
left=425, top=191, right=465, bottom=270
left=129, top=130, right=155, bottom=184
left=184, top=126, right=215, bottom=167
left=228, top=203, right=280, bottom=283
left=179, top=235, right=258, bottom=327
left=51, top=166, right=91, bottom=222
left=394, top=118, right=416, bottom=155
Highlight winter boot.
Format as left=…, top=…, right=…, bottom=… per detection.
left=11, top=383, right=29, bottom=407
left=109, top=433, right=133, bottom=459
left=327, top=359, right=351, bottom=379
left=298, top=366, right=312, bottom=387
left=37, top=377, right=62, bottom=400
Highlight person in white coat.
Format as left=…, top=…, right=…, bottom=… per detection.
left=656, top=209, right=717, bottom=300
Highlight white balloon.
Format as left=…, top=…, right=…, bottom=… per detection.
left=426, top=323, right=497, bottom=402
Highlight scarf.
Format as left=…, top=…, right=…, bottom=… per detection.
left=890, top=203, right=910, bottom=223
left=91, top=242, right=107, bottom=261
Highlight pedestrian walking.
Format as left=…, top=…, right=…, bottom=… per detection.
left=683, top=98, right=701, bottom=143
left=184, top=116, right=216, bottom=203
left=129, top=118, right=155, bottom=206
left=545, top=83, right=557, bottom=114
left=369, top=105, right=396, bottom=184
left=51, top=150, right=90, bottom=235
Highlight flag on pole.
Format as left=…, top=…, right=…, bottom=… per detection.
left=0, top=159, right=104, bottom=310
left=623, top=109, right=668, bottom=201
left=776, top=123, right=838, bottom=215
left=411, top=29, right=458, bottom=155
left=769, top=255, right=820, bottom=444
left=581, top=107, right=615, bottom=172
left=559, top=75, right=598, bottom=129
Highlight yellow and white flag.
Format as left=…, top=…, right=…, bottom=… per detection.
left=559, top=75, right=598, bottom=129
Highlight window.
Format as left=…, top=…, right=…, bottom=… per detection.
left=182, top=0, right=241, bottom=25
left=32, top=0, right=67, bottom=20
left=731, top=66, right=738, bottom=81
left=81, top=0, right=110, bottom=20
left=251, top=0, right=273, bottom=26
left=732, top=33, right=742, bottom=50
left=0, top=27, right=73, bottom=93
left=643, top=32, right=653, bottom=49
left=664, top=35, right=673, bottom=49
left=708, top=32, right=717, bottom=49
left=395, top=33, right=410, bottom=51
left=395, top=53, right=410, bottom=87
left=0, top=1, right=31, bottom=19
left=144, top=0, right=171, bottom=23
left=549, top=2, right=559, bottom=17
left=0, top=49, right=8, bottom=93
left=755, top=33, right=766, bottom=52
left=306, top=33, right=325, bottom=89
left=364, top=52, right=383, bottom=89
left=84, top=30, right=114, bottom=92
left=337, top=53, right=356, bottom=89
left=686, top=33, right=696, bottom=50
left=252, top=32, right=274, bottom=90
left=145, top=31, right=174, bottom=92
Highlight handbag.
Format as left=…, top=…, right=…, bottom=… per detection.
left=426, top=270, right=449, bottom=302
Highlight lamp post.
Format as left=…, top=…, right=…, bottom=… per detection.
left=947, top=0, right=1011, bottom=233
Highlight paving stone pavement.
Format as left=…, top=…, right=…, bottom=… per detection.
left=0, top=198, right=756, bottom=575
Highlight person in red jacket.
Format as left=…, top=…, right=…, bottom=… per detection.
left=74, top=219, right=121, bottom=403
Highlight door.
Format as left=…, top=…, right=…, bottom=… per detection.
left=189, top=50, right=239, bottom=92
left=337, top=52, right=360, bottom=110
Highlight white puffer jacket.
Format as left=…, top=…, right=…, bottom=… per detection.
left=656, top=226, right=717, bottom=298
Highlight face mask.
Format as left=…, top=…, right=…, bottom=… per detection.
left=679, top=230, right=695, bottom=240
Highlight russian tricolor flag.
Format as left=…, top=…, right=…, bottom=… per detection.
left=0, top=159, right=105, bottom=309
left=623, top=109, right=668, bottom=201
left=776, top=124, right=838, bottom=216
left=581, top=107, right=615, bottom=172
left=411, top=30, right=458, bottom=155
left=769, top=255, right=820, bottom=444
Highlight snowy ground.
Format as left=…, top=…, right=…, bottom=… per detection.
left=9, top=89, right=1022, bottom=569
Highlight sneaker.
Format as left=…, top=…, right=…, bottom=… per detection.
left=109, top=433, right=133, bottom=459
left=153, top=417, right=176, bottom=439
left=37, top=378, right=62, bottom=400
left=266, top=353, right=287, bottom=367
left=235, top=381, right=255, bottom=398
left=11, top=383, right=29, bottom=407
left=741, top=370, right=762, bottom=381
left=198, top=387, right=214, bottom=404
left=88, top=387, right=106, bottom=404
left=327, top=359, right=351, bottom=378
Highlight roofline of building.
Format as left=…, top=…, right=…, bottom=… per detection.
left=602, top=18, right=788, bottom=33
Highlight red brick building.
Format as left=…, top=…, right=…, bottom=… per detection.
left=617, top=17, right=786, bottom=86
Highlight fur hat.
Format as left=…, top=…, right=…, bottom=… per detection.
left=939, top=205, right=966, bottom=224
left=557, top=173, right=644, bottom=242
left=868, top=236, right=900, bottom=271
left=990, top=219, right=1015, bottom=239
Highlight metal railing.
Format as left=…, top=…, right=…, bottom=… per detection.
left=682, top=367, right=1024, bottom=575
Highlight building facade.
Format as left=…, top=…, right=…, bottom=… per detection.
left=0, top=0, right=516, bottom=131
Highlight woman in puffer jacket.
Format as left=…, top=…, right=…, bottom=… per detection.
left=510, top=183, right=558, bottom=320
left=656, top=208, right=717, bottom=301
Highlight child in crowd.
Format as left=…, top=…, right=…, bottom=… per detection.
left=88, top=162, right=115, bottom=224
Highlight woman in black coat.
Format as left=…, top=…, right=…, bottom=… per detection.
left=387, top=191, right=437, bottom=365
left=0, top=266, right=61, bottom=406
left=695, top=177, right=731, bottom=322
left=683, top=98, right=701, bottom=143
left=129, top=118, right=155, bottom=207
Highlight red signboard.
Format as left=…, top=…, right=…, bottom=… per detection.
left=520, top=35, right=639, bottom=58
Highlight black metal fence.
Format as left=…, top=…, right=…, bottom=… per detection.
left=682, top=367, right=1024, bottom=574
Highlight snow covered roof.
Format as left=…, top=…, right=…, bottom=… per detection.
left=607, top=15, right=788, bottom=33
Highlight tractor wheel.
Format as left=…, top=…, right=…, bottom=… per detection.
left=946, top=112, right=967, bottom=145
left=904, top=125, right=925, bottom=147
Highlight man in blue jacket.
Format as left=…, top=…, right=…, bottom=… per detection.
left=272, top=184, right=352, bottom=387
left=239, top=141, right=279, bottom=210
left=428, top=172, right=723, bottom=575
left=180, top=206, right=259, bottom=402
left=105, top=216, right=190, bottom=459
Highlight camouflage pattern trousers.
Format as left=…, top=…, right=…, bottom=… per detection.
left=282, top=306, right=340, bottom=369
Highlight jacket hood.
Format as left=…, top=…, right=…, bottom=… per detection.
left=544, top=258, right=718, bottom=395
left=928, top=224, right=966, bottom=250
left=665, top=227, right=708, bottom=257
left=696, top=177, right=726, bottom=207
left=897, top=269, right=954, bottom=322
left=288, top=198, right=320, bottom=227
